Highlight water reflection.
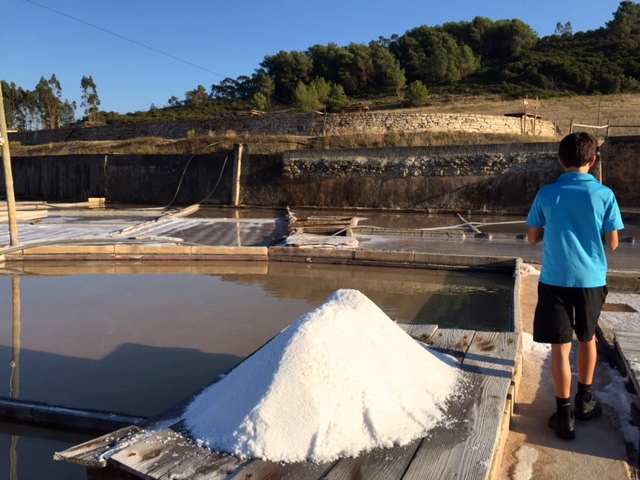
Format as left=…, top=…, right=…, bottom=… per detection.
left=10, top=277, right=20, bottom=480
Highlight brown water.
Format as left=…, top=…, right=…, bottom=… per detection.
left=0, top=261, right=512, bottom=479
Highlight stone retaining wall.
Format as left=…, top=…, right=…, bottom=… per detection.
left=2, top=138, right=637, bottom=213
left=601, top=136, right=640, bottom=205
left=8, top=112, right=557, bottom=146
left=278, top=143, right=560, bottom=213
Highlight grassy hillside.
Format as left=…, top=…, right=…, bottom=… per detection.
left=9, top=93, right=640, bottom=156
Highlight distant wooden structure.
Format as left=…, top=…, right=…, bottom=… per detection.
left=56, top=325, right=521, bottom=480
left=522, top=97, right=541, bottom=135
left=287, top=212, right=357, bottom=236
left=504, top=98, right=542, bottom=135
left=231, top=110, right=265, bottom=116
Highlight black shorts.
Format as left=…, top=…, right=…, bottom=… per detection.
left=533, top=282, right=608, bottom=344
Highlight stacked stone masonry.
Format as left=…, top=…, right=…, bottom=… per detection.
left=9, top=113, right=557, bottom=146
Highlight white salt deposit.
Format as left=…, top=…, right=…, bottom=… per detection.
left=183, top=289, right=461, bottom=463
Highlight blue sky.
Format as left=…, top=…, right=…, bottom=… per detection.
left=3, top=0, right=625, bottom=115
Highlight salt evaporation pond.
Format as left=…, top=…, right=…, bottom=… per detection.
left=0, top=261, right=511, bottom=479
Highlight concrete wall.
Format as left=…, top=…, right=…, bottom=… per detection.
left=8, top=112, right=556, bottom=146
left=2, top=138, right=636, bottom=213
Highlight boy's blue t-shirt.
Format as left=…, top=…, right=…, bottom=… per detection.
left=526, top=172, right=624, bottom=288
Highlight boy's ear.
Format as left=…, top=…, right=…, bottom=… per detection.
left=588, top=155, right=597, bottom=167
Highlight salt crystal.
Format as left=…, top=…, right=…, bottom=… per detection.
left=183, top=289, right=461, bottom=463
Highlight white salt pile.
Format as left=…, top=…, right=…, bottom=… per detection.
left=183, top=289, right=461, bottom=463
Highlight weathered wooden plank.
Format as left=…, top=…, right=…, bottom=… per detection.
left=402, top=332, right=518, bottom=480
left=53, top=425, right=143, bottom=468
left=227, top=457, right=334, bottom=480
left=158, top=450, right=247, bottom=480
left=452, top=331, right=519, bottom=479
left=424, top=328, right=475, bottom=361
left=614, top=330, right=640, bottom=394
left=397, top=323, right=438, bottom=344
left=323, top=438, right=421, bottom=480
left=110, top=428, right=228, bottom=480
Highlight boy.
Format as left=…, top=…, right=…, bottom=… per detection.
left=526, top=132, right=624, bottom=440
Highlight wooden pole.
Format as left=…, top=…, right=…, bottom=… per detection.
left=231, top=143, right=243, bottom=207
left=0, top=96, right=19, bottom=246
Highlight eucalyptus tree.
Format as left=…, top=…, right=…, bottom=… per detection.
left=184, top=85, right=209, bottom=106
left=1, top=81, right=19, bottom=129
left=80, top=75, right=101, bottom=122
left=35, top=74, right=63, bottom=129
left=61, top=100, right=77, bottom=126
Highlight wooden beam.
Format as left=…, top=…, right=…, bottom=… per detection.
left=0, top=397, right=144, bottom=436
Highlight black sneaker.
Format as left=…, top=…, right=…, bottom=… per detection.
left=574, top=393, right=602, bottom=421
left=548, top=411, right=575, bottom=440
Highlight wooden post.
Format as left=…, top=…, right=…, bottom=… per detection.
left=231, top=143, right=243, bottom=207
left=0, top=96, right=19, bottom=246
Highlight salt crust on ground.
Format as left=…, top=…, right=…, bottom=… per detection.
left=183, top=289, right=461, bottom=463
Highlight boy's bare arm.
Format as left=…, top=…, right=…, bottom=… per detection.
left=605, top=230, right=619, bottom=251
left=528, top=226, right=544, bottom=245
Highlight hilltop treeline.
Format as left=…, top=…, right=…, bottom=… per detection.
left=3, top=1, right=640, bottom=130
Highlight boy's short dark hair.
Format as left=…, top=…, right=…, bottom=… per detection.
left=559, top=132, right=597, bottom=168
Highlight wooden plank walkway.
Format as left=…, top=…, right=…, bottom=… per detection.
left=614, top=330, right=640, bottom=395
left=55, top=325, right=520, bottom=480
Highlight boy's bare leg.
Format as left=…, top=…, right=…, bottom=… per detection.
left=577, top=338, right=597, bottom=385
left=551, top=343, right=573, bottom=398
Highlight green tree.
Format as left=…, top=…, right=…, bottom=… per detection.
left=368, top=41, right=405, bottom=95
left=260, top=50, right=313, bottom=101
left=308, top=43, right=348, bottom=87
left=35, top=74, right=64, bottom=129
left=325, top=83, right=349, bottom=112
left=386, top=61, right=407, bottom=98
left=61, top=100, right=77, bottom=126
left=12, top=87, right=38, bottom=131
left=392, top=27, right=480, bottom=84
left=80, top=75, right=100, bottom=123
left=292, top=81, right=319, bottom=112
left=258, top=74, right=275, bottom=106
left=252, top=92, right=268, bottom=111
left=607, top=0, right=640, bottom=37
left=185, top=85, right=209, bottom=106
left=1, top=81, right=19, bottom=129
left=555, top=21, right=573, bottom=35
left=406, top=80, right=429, bottom=106
left=310, top=77, right=331, bottom=104
left=442, top=17, right=538, bottom=63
